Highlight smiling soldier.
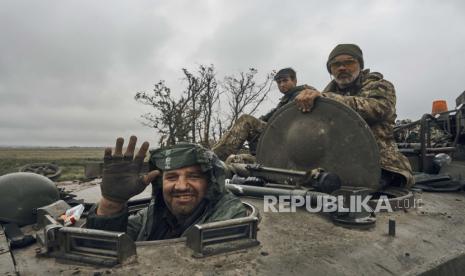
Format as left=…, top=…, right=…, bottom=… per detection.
left=295, top=44, right=414, bottom=188
left=86, top=136, right=246, bottom=241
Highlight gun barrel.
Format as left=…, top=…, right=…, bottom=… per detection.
left=248, top=165, right=307, bottom=177
left=225, top=183, right=326, bottom=205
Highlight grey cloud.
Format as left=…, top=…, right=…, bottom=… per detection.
left=0, top=0, right=172, bottom=107
left=1, top=0, right=464, bottom=146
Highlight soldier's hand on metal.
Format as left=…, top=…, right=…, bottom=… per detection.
left=100, top=136, right=160, bottom=204
left=295, top=89, right=321, bottom=112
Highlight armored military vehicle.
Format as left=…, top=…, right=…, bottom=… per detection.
left=1, top=94, right=465, bottom=275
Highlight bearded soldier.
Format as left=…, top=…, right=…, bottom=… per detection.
left=295, top=44, right=414, bottom=188
left=86, top=136, right=246, bottom=241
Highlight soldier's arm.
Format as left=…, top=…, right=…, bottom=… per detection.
left=86, top=204, right=146, bottom=241
left=322, top=79, right=396, bottom=125
left=86, top=204, right=129, bottom=233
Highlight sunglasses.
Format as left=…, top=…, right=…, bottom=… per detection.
left=329, top=59, right=358, bottom=69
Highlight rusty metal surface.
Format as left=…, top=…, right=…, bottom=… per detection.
left=256, top=99, right=381, bottom=189
left=10, top=191, right=465, bottom=275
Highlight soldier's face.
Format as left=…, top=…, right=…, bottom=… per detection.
left=329, top=54, right=361, bottom=88
left=276, top=76, right=297, bottom=93
left=162, top=165, right=208, bottom=219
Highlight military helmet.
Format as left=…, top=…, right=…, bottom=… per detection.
left=0, top=172, right=60, bottom=226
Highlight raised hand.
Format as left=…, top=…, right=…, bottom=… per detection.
left=100, top=136, right=160, bottom=204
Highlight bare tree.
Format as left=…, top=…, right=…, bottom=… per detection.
left=135, top=65, right=274, bottom=148
left=181, top=65, right=219, bottom=147
left=197, top=65, right=219, bottom=147
left=222, top=68, right=274, bottom=130
left=135, top=65, right=219, bottom=147
left=182, top=68, right=203, bottom=143
left=135, top=81, right=192, bottom=146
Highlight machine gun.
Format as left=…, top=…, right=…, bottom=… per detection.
left=224, top=163, right=380, bottom=229
left=225, top=163, right=342, bottom=193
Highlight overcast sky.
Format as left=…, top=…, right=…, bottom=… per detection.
left=1, top=0, right=464, bottom=147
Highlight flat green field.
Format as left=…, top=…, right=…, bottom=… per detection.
left=0, top=147, right=104, bottom=181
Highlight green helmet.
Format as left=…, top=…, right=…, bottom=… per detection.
left=0, top=172, right=60, bottom=226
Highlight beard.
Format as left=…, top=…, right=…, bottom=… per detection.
left=164, top=189, right=202, bottom=218
left=334, top=70, right=360, bottom=88
left=170, top=202, right=197, bottom=217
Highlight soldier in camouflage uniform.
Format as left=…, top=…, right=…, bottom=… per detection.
left=87, top=136, right=246, bottom=241
left=212, top=68, right=311, bottom=161
left=395, top=119, right=414, bottom=143
left=295, top=44, right=414, bottom=188
left=395, top=119, right=451, bottom=147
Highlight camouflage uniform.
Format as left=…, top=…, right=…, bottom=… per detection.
left=395, top=119, right=451, bottom=147
left=322, top=69, right=414, bottom=188
left=212, top=85, right=308, bottom=160
left=212, top=114, right=267, bottom=160
left=394, top=119, right=415, bottom=143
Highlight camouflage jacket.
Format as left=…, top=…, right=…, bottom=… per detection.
left=87, top=156, right=247, bottom=241
left=322, top=69, right=414, bottom=187
left=395, top=119, right=450, bottom=147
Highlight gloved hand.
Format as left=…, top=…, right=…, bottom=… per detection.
left=101, top=136, right=160, bottom=203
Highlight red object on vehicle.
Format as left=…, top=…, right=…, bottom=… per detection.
left=432, top=100, right=448, bottom=115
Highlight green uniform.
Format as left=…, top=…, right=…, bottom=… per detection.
left=212, top=85, right=307, bottom=160
left=87, top=145, right=246, bottom=241
left=322, top=69, right=414, bottom=187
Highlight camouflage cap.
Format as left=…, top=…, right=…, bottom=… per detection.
left=149, top=143, right=213, bottom=172
left=326, top=44, right=364, bottom=72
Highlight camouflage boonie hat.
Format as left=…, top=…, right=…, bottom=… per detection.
left=149, top=143, right=214, bottom=172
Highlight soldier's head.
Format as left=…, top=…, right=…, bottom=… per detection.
left=150, top=143, right=222, bottom=220
left=327, top=44, right=364, bottom=88
left=161, top=165, right=207, bottom=219
left=274, top=67, right=297, bottom=94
